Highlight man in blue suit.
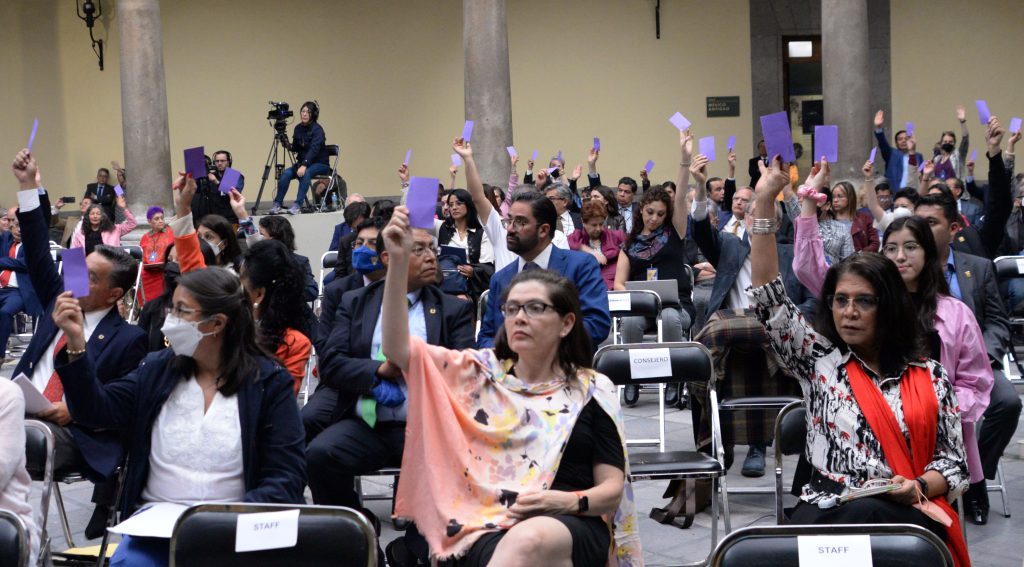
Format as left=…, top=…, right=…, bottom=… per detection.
left=11, top=149, right=148, bottom=538
left=0, top=207, right=43, bottom=361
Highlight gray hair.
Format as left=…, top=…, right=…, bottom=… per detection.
left=546, top=183, right=574, bottom=202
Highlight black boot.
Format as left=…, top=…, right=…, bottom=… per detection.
left=623, top=385, right=640, bottom=407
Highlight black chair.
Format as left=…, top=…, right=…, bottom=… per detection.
left=707, top=523, right=953, bottom=567
left=593, top=342, right=728, bottom=564
left=772, top=400, right=806, bottom=523
left=316, top=251, right=340, bottom=315
left=0, top=510, right=28, bottom=567
left=169, top=503, right=376, bottom=567
left=474, top=289, right=489, bottom=340
left=607, top=289, right=668, bottom=437
left=315, top=145, right=344, bottom=213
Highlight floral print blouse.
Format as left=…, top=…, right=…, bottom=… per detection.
left=749, top=276, right=969, bottom=504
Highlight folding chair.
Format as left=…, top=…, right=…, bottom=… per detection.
left=707, top=523, right=953, bottom=567
left=169, top=503, right=376, bottom=567
left=772, top=400, right=805, bottom=523
left=607, top=289, right=667, bottom=421
left=315, top=145, right=344, bottom=213
left=316, top=251, right=339, bottom=316
left=298, top=347, right=317, bottom=408
left=119, top=245, right=145, bottom=323
left=0, top=509, right=29, bottom=567
left=593, top=342, right=728, bottom=564
left=474, top=289, right=489, bottom=341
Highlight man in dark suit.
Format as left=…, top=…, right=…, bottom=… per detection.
left=0, top=207, right=43, bottom=361
left=314, top=220, right=384, bottom=354
left=304, top=226, right=474, bottom=508
left=11, top=149, right=148, bottom=537
left=614, top=177, right=642, bottom=233
left=83, top=167, right=117, bottom=221
left=748, top=139, right=768, bottom=187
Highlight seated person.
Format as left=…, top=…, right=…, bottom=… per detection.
left=314, top=219, right=385, bottom=354
left=567, top=200, right=626, bottom=291
left=379, top=208, right=641, bottom=566
left=71, top=197, right=137, bottom=256
left=0, top=379, right=40, bottom=566
left=0, top=207, right=43, bottom=363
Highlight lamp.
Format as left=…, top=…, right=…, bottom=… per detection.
left=76, top=0, right=105, bottom=71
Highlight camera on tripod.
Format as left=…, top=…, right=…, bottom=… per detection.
left=267, top=101, right=294, bottom=141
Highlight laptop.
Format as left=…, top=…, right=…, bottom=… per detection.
left=625, top=279, right=680, bottom=308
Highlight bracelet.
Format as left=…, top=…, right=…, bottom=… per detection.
left=915, top=476, right=929, bottom=498
left=680, top=162, right=691, bottom=167
left=66, top=346, right=86, bottom=356
left=400, top=182, right=410, bottom=188
left=750, top=217, right=777, bottom=235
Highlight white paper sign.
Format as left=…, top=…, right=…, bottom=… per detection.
left=628, top=348, right=672, bottom=379
left=235, top=509, right=300, bottom=553
left=608, top=293, right=632, bottom=312
left=109, top=502, right=189, bottom=538
left=797, top=534, right=872, bottom=567
left=1016, top=258, right=1024, bottom=275
left=13, top=373, right=54, bottom=415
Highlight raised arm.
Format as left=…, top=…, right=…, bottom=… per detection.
left=380, top=207, right=413, bottom=371
left=672, top=129, right=693, bottom=236
left=792, top=160, right=831, bottom=296
left=873, top=109, right=894, bottom=163
left=750, top=157, right=790, bottom=287
left=979, top=116, right=1012, bottom=258
left=454, top=138, right=491, bottom=223
left=858, top=161, right=886, bottom=222
left=956, top=104, right=970, bottom=166
left=115, top=196, right=137, bottom=235
left=169, top=173, right=207, bottom=273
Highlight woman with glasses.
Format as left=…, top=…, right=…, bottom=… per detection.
left=750, top=158, right=970, bottom=566
left=379, top=207, right=641, bottom=566
left=437, top=189, right=494, bottom=304
left=50, top=267, right=306, bottom=567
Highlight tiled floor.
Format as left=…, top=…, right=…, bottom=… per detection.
left=20, top=382, right=1024, bottom=566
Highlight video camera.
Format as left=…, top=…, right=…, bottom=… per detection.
left=267, top=101, right=294, bottom=140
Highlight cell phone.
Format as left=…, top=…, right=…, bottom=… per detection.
left=61, top=196, right=76, bottom=203
left=839, top=483, right=900, bottom=504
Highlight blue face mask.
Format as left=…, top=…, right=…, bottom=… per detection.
left=352, top=245, right=382, bottom=275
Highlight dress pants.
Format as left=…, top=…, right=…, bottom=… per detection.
left=978, top=369, right=1023, bottom=479
left=0, top=286, right=25, bottom=358
left=789, top=498, right=946, bottom=542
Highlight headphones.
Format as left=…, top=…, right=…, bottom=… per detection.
left=303, top=100, right=320, bottom=122
left=215, top=149, right=233, bottom=167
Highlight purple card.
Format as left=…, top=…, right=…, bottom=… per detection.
left=450, top=153, right=461, bottom=167
left=461, top=120, right=474, bottom=142
left=506, top=146, right=517, bottom=157
left=813, top=125, right=839, bottom=162
left=905, top=121, right=914, bottom=137
left=698, top=136, right=716, bottom=161
left=114, top=184, right=124, bottom=197
left=760, top=112, right=796, bottom=162
left=726, top=135, right=736, bottom=152
left=407, top=177, right=439, bottom=229
left=62, top=247, right=90, bottom=298
left=28, top=118, right=38, bottom=151
left=404, top=149, right=412, bottom=166
left=557, top=150, right=563, bottom=162
left=593, top=137, right=601, bottom=151
left=918, top=161, right=925, bottom=173
left=531, top=149, right=539, bottom=161
left=219, top=167, right=241, bottom=194
left=183, top=146, right=206, bottom=179
left=970, top=149, right=977, bottom=163
left=546, top=167, right=559, bottom=175
left=644, top=160, right=655, bottom=174
left=669, top=112, right=691, bottom=131
left=869, top=147, right=878, bottom=164
left=976, top=100, right=991, bottom=125
left=1010, top=117, right=1022, bottom=134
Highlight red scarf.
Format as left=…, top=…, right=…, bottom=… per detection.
left=845, top=360, right=970, bottom=567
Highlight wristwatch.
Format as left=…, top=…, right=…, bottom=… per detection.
left=574, top=491, right=589, bottom=514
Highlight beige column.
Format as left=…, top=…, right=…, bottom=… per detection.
left=463, top=0, right=513, bottom=187
left=822, top=0, right=871, bottom=179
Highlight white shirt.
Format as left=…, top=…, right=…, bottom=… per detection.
left=483, top=208, right=568, bottom=271
left=559, top=210, right=575, bottom=233
left=518, top=242, right=554, bottom=273
left=141, top=377, right=245, bottom=505
left=439, top=223, right=495, bottom=264
left=30, top=306, right=113, bottom=396
left=723, top=215, right=746, bottom=239
left=2, top=242, right=21, bottom=288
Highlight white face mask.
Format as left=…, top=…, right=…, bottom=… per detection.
left=161, top=313, right=215, bottom=357
left=207, top=239, right=223, bottom=256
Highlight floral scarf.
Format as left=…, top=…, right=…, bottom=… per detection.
left=627, top=225, right=669, bottom=261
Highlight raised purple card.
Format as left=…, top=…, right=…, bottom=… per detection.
left=918, top=161, right=925, bottom=173
left=546, top=167, right=559, bottom=175
left=869, top=147, right=878, bottom=164
left=114, top=184, right=124, bottom=197
left=28, top=118, right=38, bottom=151
left=813, top=125, right=839, bottom=162
left=1011, top=117, right=1022, bottom=134
left=669, top=112, right=691, bottom=131
left=760, top=112, right=796, bottom=162
left=531, top=150, right=539, bottom=161
left=407, top=177, right=439, bottom=229
left=698, top=136, right=716, bottom=161
left=557, top=150, right=563, bottom=162
left=726, top=135, right=736, bottom=152
left=644, top=160, right=655, bottom=174
left=404, top=149, right=412, bottom=166
left=593, top=137, right=601, bottom=151
left=219, top=168, right=241, bottom=194
left=905, top=122, right=914, bottom=137
left=62, top=247, right=90, bottom=298
left=183, top=146, right=206, bottom=179
left=976, top=100, right=991, bottom=126
left=451, top=153, right=461, bottom=167
left=970, top=149, right=977, bottom=163
left=506, top=146, right=517, bottom=157
left=461, top=120, right=474, bottom=142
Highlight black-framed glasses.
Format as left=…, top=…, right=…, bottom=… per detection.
left=500, top=301, right=557, bottom=319
left=826, top=294, right=880, bottom=312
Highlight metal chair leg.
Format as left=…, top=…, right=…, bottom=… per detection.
left=720, top=474, right=732, bottom=534
left=991, top=463, right=1011, bottom=518
left=52, top=483, right=75, bottom=549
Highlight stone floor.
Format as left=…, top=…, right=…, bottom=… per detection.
left=25, top=384, right=1024, bottom=566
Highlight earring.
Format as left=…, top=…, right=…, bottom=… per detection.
left=253, top=302, right=259, bottom=309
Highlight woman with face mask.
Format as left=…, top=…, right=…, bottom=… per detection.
left=196, top=214, right=242, bottom=272
left=139, top=206, right=174, bottom=303
left=931, top=105, right=971, bottom=180
left=71, top=195, right=137, bottom=256
left=50, top=267, right=306, bottom=567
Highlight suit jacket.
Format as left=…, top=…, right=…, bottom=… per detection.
left=314, top=272, right=366, bottom=354
left=950, top=225, right=988, bottom=258
left=14, top=195, right=148, bottom=479
left=329, top=222, right=352, bottom=252
left=0, top=232, right=42, bottom=316
left=873, top=130, right=924, bottom=187
left=951, top=250, right=1011, bottom=363
left=83, top=183, right=116, bottom=220
left=748, top=156, right=768, bottom=187
left=476, top=246, right=611, bottom=348
left=960, top=199, right=983, bottom=229
left=318, top=281, right=475, bottom=418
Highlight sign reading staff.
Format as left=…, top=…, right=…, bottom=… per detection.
left=796, top=534, right=872, bottom=566
left=628, top=348, right=672, bottom=379
left=235, top=509, right=300, bottom=553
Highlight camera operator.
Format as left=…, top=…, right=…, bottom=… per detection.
left=190, top=150, right=246, bottom=225
left=271, top=101, right=330, bottom=215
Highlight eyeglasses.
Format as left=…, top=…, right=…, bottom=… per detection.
left=882, top=241, right=922, bottom=256
left=352, top=238, right=378, bottom=249
left=826, top=294, right=880, bottom=312
left=501, top=217, right=531, bottom=230
left=165, top=304, right=202, bottom=318
left=500, top=301, right=557, bottom=319
left=410, top=243, right=438, bottom=257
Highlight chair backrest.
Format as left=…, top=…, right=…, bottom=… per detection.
left=23, top=420, right=54, bottom=549
left=0, top=510, right=28, bottom=567
left=120, top=245, right=144, bottom=261
left=593, top=342, right=712, bottom=387
left=170, top=503, right=376, bottom=567
left=608, top=289, right=662, bottom=319
left=321, top=251, right=339, bottom=271
left=993, top=255, right=1024, bottom=281
left=708, top=523, right=953, bottom=567
left=774, top=401, right=806, bottom=457
left=325, top=144, right=340, bottom=158
left=475, top=288, right=490, bottom=340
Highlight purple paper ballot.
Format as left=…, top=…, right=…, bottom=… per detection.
left=869, top=147, right=878, bottom=164
left=698, top=136, right=716, bottom=161
left=461, top=120, right=474, bottom=142
left=407, top=177, right=440, bottom=229
left=28, top=118, right=38, bottom=151
left=531, top=150, right=539, bottom=161
left=918, top=161, right=925, bottom=173
left=451, top=153, right=462, bottom=167
left=546, top=167, right=559, bottom=175
left=593, top=137, right=601, bottom=151
left=976, top=100, right=991, bottom=125
left=644, top=160, right=655, bottom=174
left=905, top=122, right=914, bottom=137
left=760, top=112, right=796, bottom=162
left=114, top=184, right=124, bottom=197
left=557, top=150, right=563, bottom=162
left=970, top=149, right=977, bottom=163
left=219, top=168, right=241, bottom=194
left=62, top=247, right=90, bottom=298
left=506, top=146, right=517, bottom=157
left=727, top=135, right=736, bottom=152
left=404, top=149, right=412, bottom=166
left=669, top=112, right=691, bottom=131
left=1010, top=117, right=1022, bottom=134
left=813, top=125, right=839, bottom=162
left=184, top=146, right=206, bottom=179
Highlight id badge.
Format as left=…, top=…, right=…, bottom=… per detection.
left=646, top=268, right=658, bottom=281
left=148, top=251, right=157, bottom=262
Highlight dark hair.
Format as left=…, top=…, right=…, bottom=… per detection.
left=301, top=100, right=319, bottom=122
left=895, top=129, right=907, bottom=143
left=815, top=253, right=925, bottom=376
left=371, top=199, right=395, bottom=222
left=830, top=181, right=856, bottom=217
left=593, top=186, right=618, bottom=218
left=705, top=177, right=722, bottom=191
left=940, top=130, right=956, bottom=143
left=258, top=215, right=297, bottom=250
left=171, top=268, right=263, bottom=396
left=893, top=188, right=920, bottom=206
left=493, top=269, right=593, bottom=378
left=97, top=168, right=110, bottom=176
left=947, top=178, right=964, bottom=193
left=82, top=204, right=115, bottom=234
left=915, top=193, right=959, bottom=226
left=628, top=187, right=673, bottom=244
left=484, top=184, right=505, bottom=211
left=444, top=189, right=482, bottom=230
left=198, top=214, right=242, bottom=267
left=818, top=185, right=835, bottom=219
left=511, top=191, right=558, bottom=239
left=242, top=240, right=308, bottom=354
left=343, top=201, right=371, bottom=226
left=93, top=245, right=138, bottom=299
left=875, top=181, right=892, bottom=193
left=580, top=200, right=608, bottom=223
left=661, top=181, right=677, bottom=192
left=617, top=177, right=638, bottom=193
left=882, top=216, right=948, bottom=333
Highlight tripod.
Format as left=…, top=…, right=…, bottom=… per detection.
left=251, top=128, right=295, bottom=214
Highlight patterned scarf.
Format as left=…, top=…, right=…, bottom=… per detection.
left=627, top=225, right=669, bottom=261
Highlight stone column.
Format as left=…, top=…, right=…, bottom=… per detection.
left=822, top=0, right=870, bottom=179
left=463, top=0, right=513, bottom=187
left=117, top=0, right=171, bottom=217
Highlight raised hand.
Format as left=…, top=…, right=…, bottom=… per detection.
left=452, top=137, right=473, bottom=159
left=535, top=167, right=549, bottom=186
left=397, top=163, right=410, bottom=184
left=956, top=104, right=966, bottom=123
left=52, top=292, right=86, bottom=351
left=228, top=189, right=248, bottom=220
left=689, top=154, right=709, bottom=187
left=874, top=109, right=885, bottom=129
left=382, top=205, right=413, bottom=255
left=587, top=147, right=599, bottom=165
left=862, top=160, right=874, bottom=180
left=807, top=157, right=829, bottom=190
left=511, top=153, right=520, bottom=168
left=11, top=149, right=38, bottom=189
left=571, top=164, right=583, bottom=181
left=116, top=195, right=127, bottom=209
left=680, top=129, right=694, bottom=161
left=172, top=171, right=196, bottom=216
left=986, top=116, right=1005, bottom=155
left=755, top=156, right=790, bottom=202
left=728, top=149, right=737, bottom=176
